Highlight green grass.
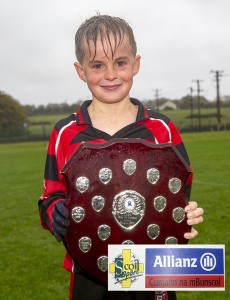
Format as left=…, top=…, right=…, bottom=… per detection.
left=0, top=132, right=229, bottom=299
left=26, top=107, right=230, bottom=139
left=164, top=107, right=230, bottom=131
left=0, top=142, right=69, bottom=299
left=176, top=131, right=230, bottom=299
left=28, top=114, right=69, bottom=140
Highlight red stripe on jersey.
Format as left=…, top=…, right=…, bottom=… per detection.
left=143, top=106, right=150, bottom=118
left=57, top=123, right=88, bottom=163
left=69, top=271, right=74, bottom=300
left=43, top=178, right=67, bottom=198
left=77, top=110, right=84, bottom=124
left=139, top=118, right=182, bottom=146
left=167, top=120, right=183, bottom=146
left=47, top=128, right=59, bottom=156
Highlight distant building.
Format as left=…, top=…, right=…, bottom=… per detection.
left=159, top=100, right=177, bottom=110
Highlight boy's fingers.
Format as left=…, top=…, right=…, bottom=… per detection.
left=185, top=201, right=198, bottom=212
left=184, top=227, right=198, bottom=240
left=56, top=202, right=69, bottom=218
left=187, top=216, right=204, bottom=225
left=187, top=207, right=204, bottom=219
left=53, top=231, right=63, bottom=242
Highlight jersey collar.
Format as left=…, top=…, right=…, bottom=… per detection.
left=76, top=98, right=151, bottom=125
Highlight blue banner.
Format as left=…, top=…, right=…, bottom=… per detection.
left=145, top=247, right=224, bottom=275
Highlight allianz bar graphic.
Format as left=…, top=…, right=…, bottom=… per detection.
left=145, top=245, right=225, bottom=290
left=108, top=245, right=225, bottom=291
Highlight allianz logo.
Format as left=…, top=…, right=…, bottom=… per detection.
left=153, top=252, right=216, bottom=271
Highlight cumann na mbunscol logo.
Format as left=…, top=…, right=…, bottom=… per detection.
left=109, top=249, right=144, bottom=288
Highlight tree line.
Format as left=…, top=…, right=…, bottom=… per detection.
left=1, top=90, right=230, bottom=138
left=0, top=91, right=28, bottom=137
left=22, top=95, right=230, bottom=116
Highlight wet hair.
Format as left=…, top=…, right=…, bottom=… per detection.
left=75, top=14, right=137, bottom=63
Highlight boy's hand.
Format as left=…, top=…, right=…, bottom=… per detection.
left=184, top=201, right=204, bottom=240
left=52, top=202, right=70, bottom=242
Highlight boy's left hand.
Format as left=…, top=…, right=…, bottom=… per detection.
left=184, top=201, right=204, bottom=240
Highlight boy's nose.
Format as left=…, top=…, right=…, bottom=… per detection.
left=104, top=66, right=117, bottom=80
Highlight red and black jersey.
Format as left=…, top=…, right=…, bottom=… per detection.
left=38, top=98, right=192, bottom=272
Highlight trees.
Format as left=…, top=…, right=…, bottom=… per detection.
left=0, top=91, right=28, bottom=137
left=23, top=101, right=83, bottom=115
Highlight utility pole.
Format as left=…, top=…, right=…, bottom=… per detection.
left=211, top=70, right=223, bottom=130
left=190, top=87, right=194, bottom=129
left=152, top=89, right=161, bottom=111
left=192, top=80, right=203, bottom=132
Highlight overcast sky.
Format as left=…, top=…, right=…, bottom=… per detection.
left=0, top=0, right=229, bottom=106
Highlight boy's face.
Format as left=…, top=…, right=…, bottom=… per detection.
left=74, top=34, right=140, bottom=104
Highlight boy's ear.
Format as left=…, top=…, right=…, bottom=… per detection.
left=133, top=55, right=141, bottom=76
left=74, top=62, right=86, bottom=82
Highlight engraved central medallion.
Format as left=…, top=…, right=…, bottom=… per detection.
left=112, top=190, right=145, bottom=231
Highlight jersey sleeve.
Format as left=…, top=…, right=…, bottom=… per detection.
left=38, top=126, right=67, bottom=231
left=168, top=120, right=190, bottom=165
left=169, top=120, right=193, bottom=202
left=141, top=110, right=193, bottom=202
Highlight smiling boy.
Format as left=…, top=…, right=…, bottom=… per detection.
left=38, top=14, right=204, bottom=300
left=74, top=22, right=140, bottom=136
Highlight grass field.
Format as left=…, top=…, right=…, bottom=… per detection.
left=26, top=107, right=230, bottom=140
left=0, top=131, right=229, bottom=299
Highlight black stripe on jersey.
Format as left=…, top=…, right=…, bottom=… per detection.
left=71, top=123, right=157, bottom=143
left=45, top=154, right=59, bottom=181
left=113, top=123, right=156, bottom=141
left=176, top=142, right=190, bottom=166
left=131, top=98, right=147, bottom=121
left=78, top=100, right=92, bottom=124
left=54, top=114, right=76, bottom=132
left=70, top=126, right=101, bottom=144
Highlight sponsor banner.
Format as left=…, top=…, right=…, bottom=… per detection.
left=145, top=275, right=224, bottom=289
left=108, top=245, right=225, bottom=291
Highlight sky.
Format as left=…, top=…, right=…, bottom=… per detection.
left=0, top=0, right=230, bottom=106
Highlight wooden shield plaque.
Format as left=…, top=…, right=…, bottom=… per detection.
left=61, top=139, right=192, bottom=283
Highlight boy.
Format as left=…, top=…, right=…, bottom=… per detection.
left=38, top=14, right=204, bottom=300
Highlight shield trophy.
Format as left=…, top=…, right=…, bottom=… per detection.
left=61, top=138, right=192, bottom=283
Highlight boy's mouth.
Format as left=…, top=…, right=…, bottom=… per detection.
left=101, top=84, right=122, bottom=91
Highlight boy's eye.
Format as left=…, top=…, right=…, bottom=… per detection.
left=92, top=63, right=103, bottom=69
left=116, top=60, right=126, bottom=67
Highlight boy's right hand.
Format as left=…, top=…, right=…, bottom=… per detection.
left=52, top=202, right=70, bottom=242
